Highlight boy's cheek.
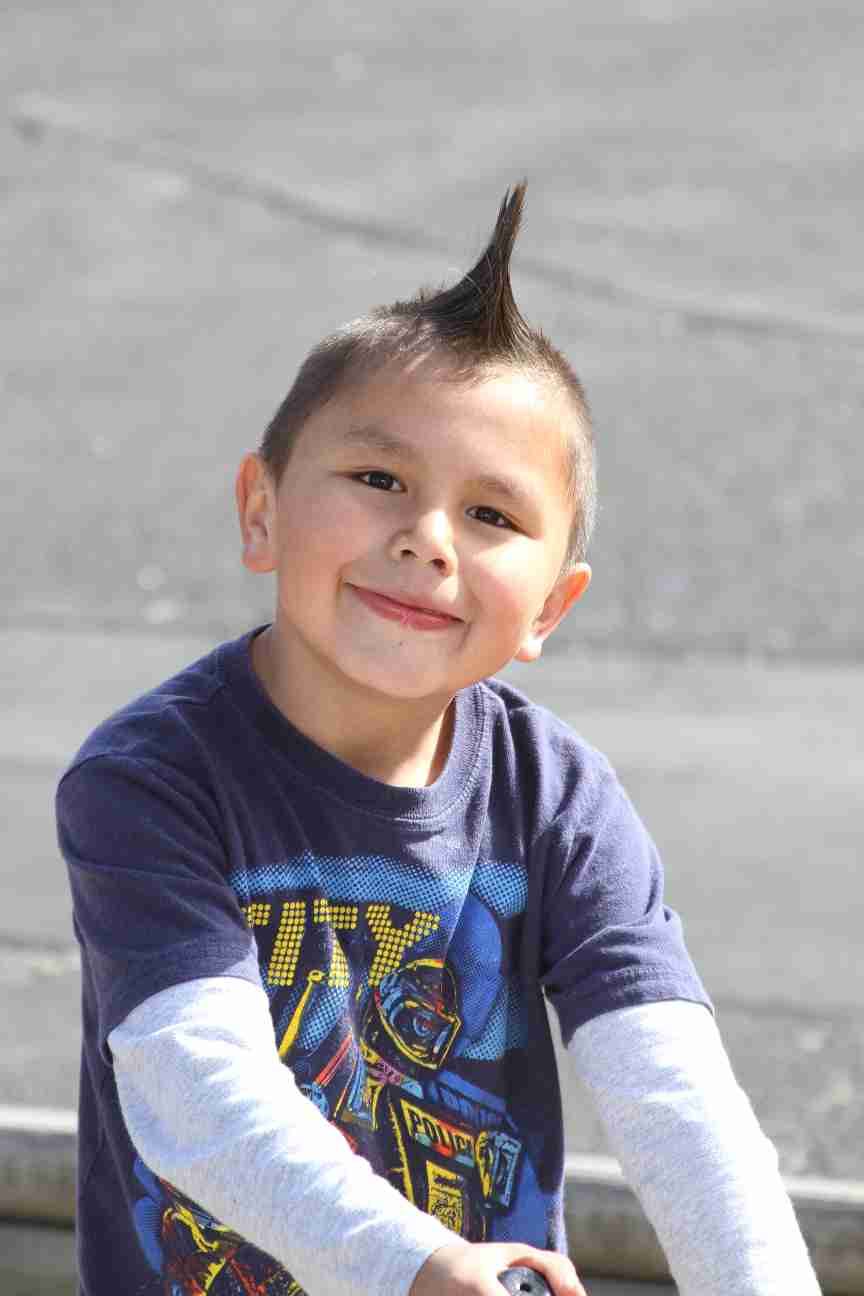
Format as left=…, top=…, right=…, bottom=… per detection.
left=476, top=556, right=552, bottom=622
left=277, top=496, right=367, bottom=565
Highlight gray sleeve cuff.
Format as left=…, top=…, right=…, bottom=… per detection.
left=566, top=1000, right=821, bottom=1296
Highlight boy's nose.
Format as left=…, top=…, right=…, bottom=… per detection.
left=389, top=510, right=456, bottom=574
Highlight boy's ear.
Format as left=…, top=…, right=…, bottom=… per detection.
left=235, top=453, right=278, bottom=574
left=514, top=564, right=591, bottom=663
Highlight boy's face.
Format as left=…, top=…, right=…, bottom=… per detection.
left=237, top=358, right=590, bottom=708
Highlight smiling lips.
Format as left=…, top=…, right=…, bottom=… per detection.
left=350, top=585, right=461, bottom=631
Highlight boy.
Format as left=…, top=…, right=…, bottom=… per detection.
left=58, top=186, right=819, bottom=1296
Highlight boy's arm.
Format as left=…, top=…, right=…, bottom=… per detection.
left=109, top=975, right=453, bottom=1296
left=565, top=999, right=821, bottom=1296
left=110, top=975, right=583, bottom=1296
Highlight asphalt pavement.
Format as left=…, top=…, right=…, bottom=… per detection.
left=1, top=0, right=863, bottom=665
left=2, top=0, right=862, bottom=1290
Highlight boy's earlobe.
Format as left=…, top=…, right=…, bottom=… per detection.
left=236, top=453, right=277, bottom=574
left=514, top=564, right=591, bottom=663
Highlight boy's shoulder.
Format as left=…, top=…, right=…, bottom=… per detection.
left=479, top=671, right=618, bottom=802
left=481, top=672, right=608, bottom=756
left=66, top=630, right=252, bottom=776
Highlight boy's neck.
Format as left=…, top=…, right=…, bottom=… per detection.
left=250, top=627, right=456, bottom=788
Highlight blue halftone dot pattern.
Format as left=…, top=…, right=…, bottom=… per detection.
left=469, top=859, right=527, bottom=918
left=273, top=982, right=349, bottom=1055
left=458, top=977, right=529, bottom=1060
left=448, top=896, right=502, bottom=1039
left=272, top=984, right=304, bottom=1042
left=409, top=929, right=443, bottom=962
left=298, top=985, right=350, bottom=1053
left=230, top=851, right=473, bottom=917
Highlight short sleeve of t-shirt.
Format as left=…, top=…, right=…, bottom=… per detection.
left=57, top=753, right=260, bottom=1061
left=534, top=748, right=711, bottom=1044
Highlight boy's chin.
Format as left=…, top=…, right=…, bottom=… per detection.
left=337, top=658, right=468, bottom=706
left=354, top=674, right=457, bottom=705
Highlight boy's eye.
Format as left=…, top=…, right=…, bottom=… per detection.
left=467, top=505, right=515, bottom=530
left=356, top=470, right=404, bottom=492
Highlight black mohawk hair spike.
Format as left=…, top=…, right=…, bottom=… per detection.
left=412, top=181, right=533, bottom=355
left=260, top=179, right=596, bottom=561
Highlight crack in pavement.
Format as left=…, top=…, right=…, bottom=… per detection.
left=10, top=95, right=864, bottom=348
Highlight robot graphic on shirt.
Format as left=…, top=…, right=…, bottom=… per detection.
left=277, top=896, right=523, bottom=1238
left=293, top=952, right=524, bottom=1242
left=131, top=888, right=528, bottom=1292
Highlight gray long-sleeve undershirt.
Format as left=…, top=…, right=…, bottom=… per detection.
left=109, top=978, right=820, bottom=1296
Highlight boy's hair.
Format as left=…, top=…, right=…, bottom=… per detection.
left=260, top=183, right=596, bottom=565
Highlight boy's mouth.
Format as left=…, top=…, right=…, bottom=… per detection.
left=348, top=585, right=462, bottom=631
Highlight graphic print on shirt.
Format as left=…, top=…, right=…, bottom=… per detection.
left=132, top=1157, right=304, bottom=1295
left=132, top=850, right=549, bottom=1294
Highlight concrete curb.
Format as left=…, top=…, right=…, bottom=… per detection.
left=2, top=1110, right=862, bottom=1292
left=0, top=1107, right=78, bottom=1225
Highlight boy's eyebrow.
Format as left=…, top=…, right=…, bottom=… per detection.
left=340, top=425, right=418, bottom=458
left=340, top=424, right=540, bottom=512
left=471, top=472, right=539, bottom=512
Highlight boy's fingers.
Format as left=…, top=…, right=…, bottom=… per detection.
left=410, top=1239, right=584, bottom=1296
left=513, top=1248, right=585, bottom=1296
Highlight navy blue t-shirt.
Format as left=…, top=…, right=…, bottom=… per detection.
left=57, top=627, right=709, bottom=1295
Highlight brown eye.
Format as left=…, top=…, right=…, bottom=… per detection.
left=357, top=471, right=403, bottom=492
left=468, top=505, right=514, bottom=530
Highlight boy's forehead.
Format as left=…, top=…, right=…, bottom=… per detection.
left=322, top=358, right=578, bottom=467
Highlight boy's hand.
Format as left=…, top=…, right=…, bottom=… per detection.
left=409, top=1240, right=586, bottom=1296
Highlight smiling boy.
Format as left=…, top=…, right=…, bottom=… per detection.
left=58, top=186, right=819, bottom=1296
left=237, top=355, right=589, bottom=789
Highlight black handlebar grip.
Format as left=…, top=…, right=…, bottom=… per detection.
left=498, top=1266, right=552, bottom=1296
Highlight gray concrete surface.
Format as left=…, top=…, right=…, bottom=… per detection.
left=2, top=0, right=863, bottom=1290
left=1, top=0, right=863, bottom=663
left=0, top=1222, right=77, bottom=1296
